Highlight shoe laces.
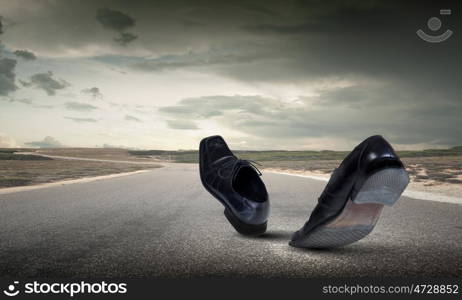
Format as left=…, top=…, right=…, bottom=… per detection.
left=214, top=156, right=262, bottom=179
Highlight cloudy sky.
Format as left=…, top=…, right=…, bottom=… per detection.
left=0, top=0, right=460, bottom=150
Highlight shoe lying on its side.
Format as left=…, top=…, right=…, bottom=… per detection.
left=290, top=135, right=409, bottom=249
left=199, top=135, right=269, bottom=236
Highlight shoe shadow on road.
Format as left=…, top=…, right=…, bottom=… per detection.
left=287, top=243, right=404, bottom=255
left=237, top=230, right=293, bottom=242
left=289, top=246, right=360, bottom=254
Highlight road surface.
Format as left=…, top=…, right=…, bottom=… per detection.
left=0, top=164, right=461, bottom=278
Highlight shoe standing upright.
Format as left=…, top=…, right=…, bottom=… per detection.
left=199, top=135, right=270, bottom=236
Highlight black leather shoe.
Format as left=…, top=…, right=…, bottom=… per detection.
left=199, top=135, right=269, bottom=236
left=290, top=135, right=409, bottom=249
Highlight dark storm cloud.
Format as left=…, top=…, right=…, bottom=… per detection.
left=1, top=0, right=290, bottom=56
left=96, top=8, right=135, bottom=32
left=132, top=50, right=269, bottom=71
left=96, top=8, right=138, bottom=45
left=64, top=116, right=98, bottom=123
left=0, top=58, right=17, bottom=96
left=65, top=101, right=97, bottom=112
left=25, top=136, right=65, bottom=148
left=159, top=88, right=462, bottom=146
left=0, top=14, right=18, bottom=97
left=125, top=115, right=141, bottom=122
left=114, top=32, right=138, bottom=46
left=81, top=87, right=103, bottom=99
left=158, top=95, right=277, bottom=118
left=13, top=49, right=36, bottom=60
left=21, top=71, right=69, bottom=96
left=1, top=0, right=461, bottom=147
left=0, top=16, right=20, bottom=96
left=244, top=1, right=394, bottom=36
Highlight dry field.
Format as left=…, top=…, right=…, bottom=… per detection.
left=0, top=150, right=161, bottom=188
left=260, top=156, right=462, bottom=198
left=259, top=156, right=462, bottom=186
left=1, top=147, right=461, bottom=195
left=259, top=156, right=461, bottom=184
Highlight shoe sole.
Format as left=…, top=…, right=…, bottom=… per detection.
left=290, top=167, right=409, bottom=249
left=199, top=138, right=267, bottom=236
left=224, top=207, right=267, bottom=236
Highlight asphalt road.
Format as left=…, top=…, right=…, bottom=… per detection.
left=0, top=164, right=461, bottom=278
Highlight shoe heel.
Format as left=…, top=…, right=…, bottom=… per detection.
left=352, top=168, right=409, bottom=206
left=224, top=208, right=267, bottom=236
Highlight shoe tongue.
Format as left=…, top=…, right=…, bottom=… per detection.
left=231, top=161, right=251, bottom=183
left=215, top=156, right=241, bottom=178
